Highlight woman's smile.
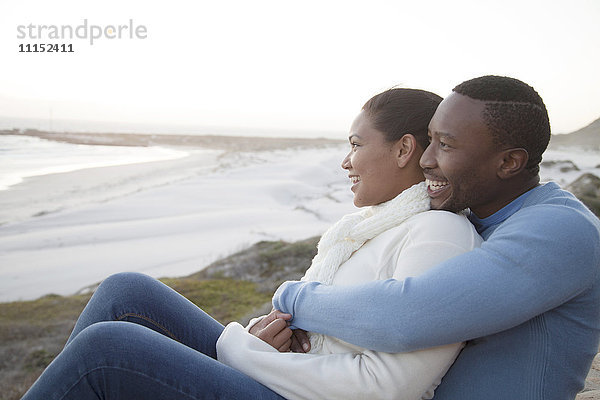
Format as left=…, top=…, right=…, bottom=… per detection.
left=349, top=175, right=361, bottom=191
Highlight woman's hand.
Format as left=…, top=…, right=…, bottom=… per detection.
left=249, top=309, right=293, bottom=352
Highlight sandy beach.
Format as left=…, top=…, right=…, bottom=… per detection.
left=2, top=130, right=599, bottom=302
left=0, top=131, right=353, bottom=302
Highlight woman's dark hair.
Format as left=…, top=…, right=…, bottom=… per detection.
left=361, top=88, right=443, bottom=150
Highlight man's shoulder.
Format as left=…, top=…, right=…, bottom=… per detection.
left=518, top=182, right=599, bottom=229
left=497, top=184, right=600, bottom=259
left=524, top=182, right=589, bottom=208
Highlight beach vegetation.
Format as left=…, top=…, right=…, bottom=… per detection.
left=0, top=237, right=317, bottom=399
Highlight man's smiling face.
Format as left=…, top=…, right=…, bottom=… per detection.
left=420, top=92, right=507, bottom=218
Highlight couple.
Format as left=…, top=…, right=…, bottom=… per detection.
left=23, top=76, right=600, bottom=400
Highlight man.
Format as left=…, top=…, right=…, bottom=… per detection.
left=273, top=75, right=600, bottom=399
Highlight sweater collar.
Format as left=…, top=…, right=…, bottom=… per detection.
left=468, top=183, right=556, bottom=237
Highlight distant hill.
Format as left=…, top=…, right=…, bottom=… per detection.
left=550, top=117, right=600, bottom=148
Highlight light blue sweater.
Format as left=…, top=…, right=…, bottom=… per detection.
left=273, top=182, right=600, bottom=399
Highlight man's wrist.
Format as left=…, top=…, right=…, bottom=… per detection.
left=272, top=280, right=303, bottom=315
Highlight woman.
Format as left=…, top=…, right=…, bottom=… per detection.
left=22, top=88, right=481, bottom=400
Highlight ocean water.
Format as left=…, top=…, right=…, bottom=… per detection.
left=0, top=135, right=189, bottom=190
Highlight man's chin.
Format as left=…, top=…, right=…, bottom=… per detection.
left=431, top=197, right=462, bottom=213
left=430, top=197, right=448, bottom=211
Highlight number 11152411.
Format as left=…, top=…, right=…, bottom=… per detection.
left=19, top=43, right=74, bottom=53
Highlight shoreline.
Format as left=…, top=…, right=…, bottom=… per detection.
left=0, top=129, right=344, bottom=152
left=0, top=129, right=346, bottom=226
left=0, top=148, right=224, bottom=226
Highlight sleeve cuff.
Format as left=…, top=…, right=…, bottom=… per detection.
left=244, top=315, right=265, bottom=332
left=272, top=280, right=301, bottom=314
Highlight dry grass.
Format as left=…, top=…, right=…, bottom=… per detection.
left=0, top=279, right=270, bottom=400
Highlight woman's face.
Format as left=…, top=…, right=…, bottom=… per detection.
left=341, top=111, right=409, bottom=207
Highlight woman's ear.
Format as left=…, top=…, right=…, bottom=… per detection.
left=497, top=148, right=529, bottom=179
left=395, top=134, right=418, bottom=168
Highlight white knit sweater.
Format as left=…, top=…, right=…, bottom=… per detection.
left=302, top=182, right=430, bottom=353
left=217, top=206, right=482, bottom=399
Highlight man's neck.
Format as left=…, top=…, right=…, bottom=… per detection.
left=472, top=175, right=540, bottom=218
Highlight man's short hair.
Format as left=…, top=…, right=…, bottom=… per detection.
left=453, top=75, right=551, bottom=175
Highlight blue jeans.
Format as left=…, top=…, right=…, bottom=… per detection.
left=22, top=272, right=286, bottom=400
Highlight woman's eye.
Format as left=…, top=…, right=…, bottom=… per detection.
left=350, top=142, right=359, bottom=149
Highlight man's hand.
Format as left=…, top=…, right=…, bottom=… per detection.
left=249, top=309, right=293, bottom=352
left=290, top=329, right=311, bottom=353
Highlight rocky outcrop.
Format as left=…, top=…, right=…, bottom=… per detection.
left=541, top=159, right=580, bottom=173
left=191, top=236, right=319, bottom=294
left=567, top=173, right=600, bottom=217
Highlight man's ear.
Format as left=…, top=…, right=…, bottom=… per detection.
left=497, top=148, right=529, bottom=179
left=395, top=134, right=418, bottom=168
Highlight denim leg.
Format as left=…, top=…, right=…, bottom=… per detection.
left=22, top=322, right=286, bottom=400
left=67, top=272, right=224, bottom=358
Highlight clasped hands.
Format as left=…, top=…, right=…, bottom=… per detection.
left=248, top=309, right=311, bottom=353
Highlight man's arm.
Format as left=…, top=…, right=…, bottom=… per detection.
left=273, top=206, right=600, bottom=352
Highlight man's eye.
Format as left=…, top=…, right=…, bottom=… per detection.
left=440, top=141, right=449, bottom=148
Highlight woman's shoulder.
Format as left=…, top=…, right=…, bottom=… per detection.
left=404, top=210, right=482, bottom=247
left=408, top=209, right=469, bottom=224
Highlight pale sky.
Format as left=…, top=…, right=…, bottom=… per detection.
left=0, top=0, right=599, bottom=136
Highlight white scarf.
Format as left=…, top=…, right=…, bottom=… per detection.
left=301, top=181, right=430, bottom=352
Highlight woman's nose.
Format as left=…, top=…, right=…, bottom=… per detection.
left=341, top=152, right=351, bottom=170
